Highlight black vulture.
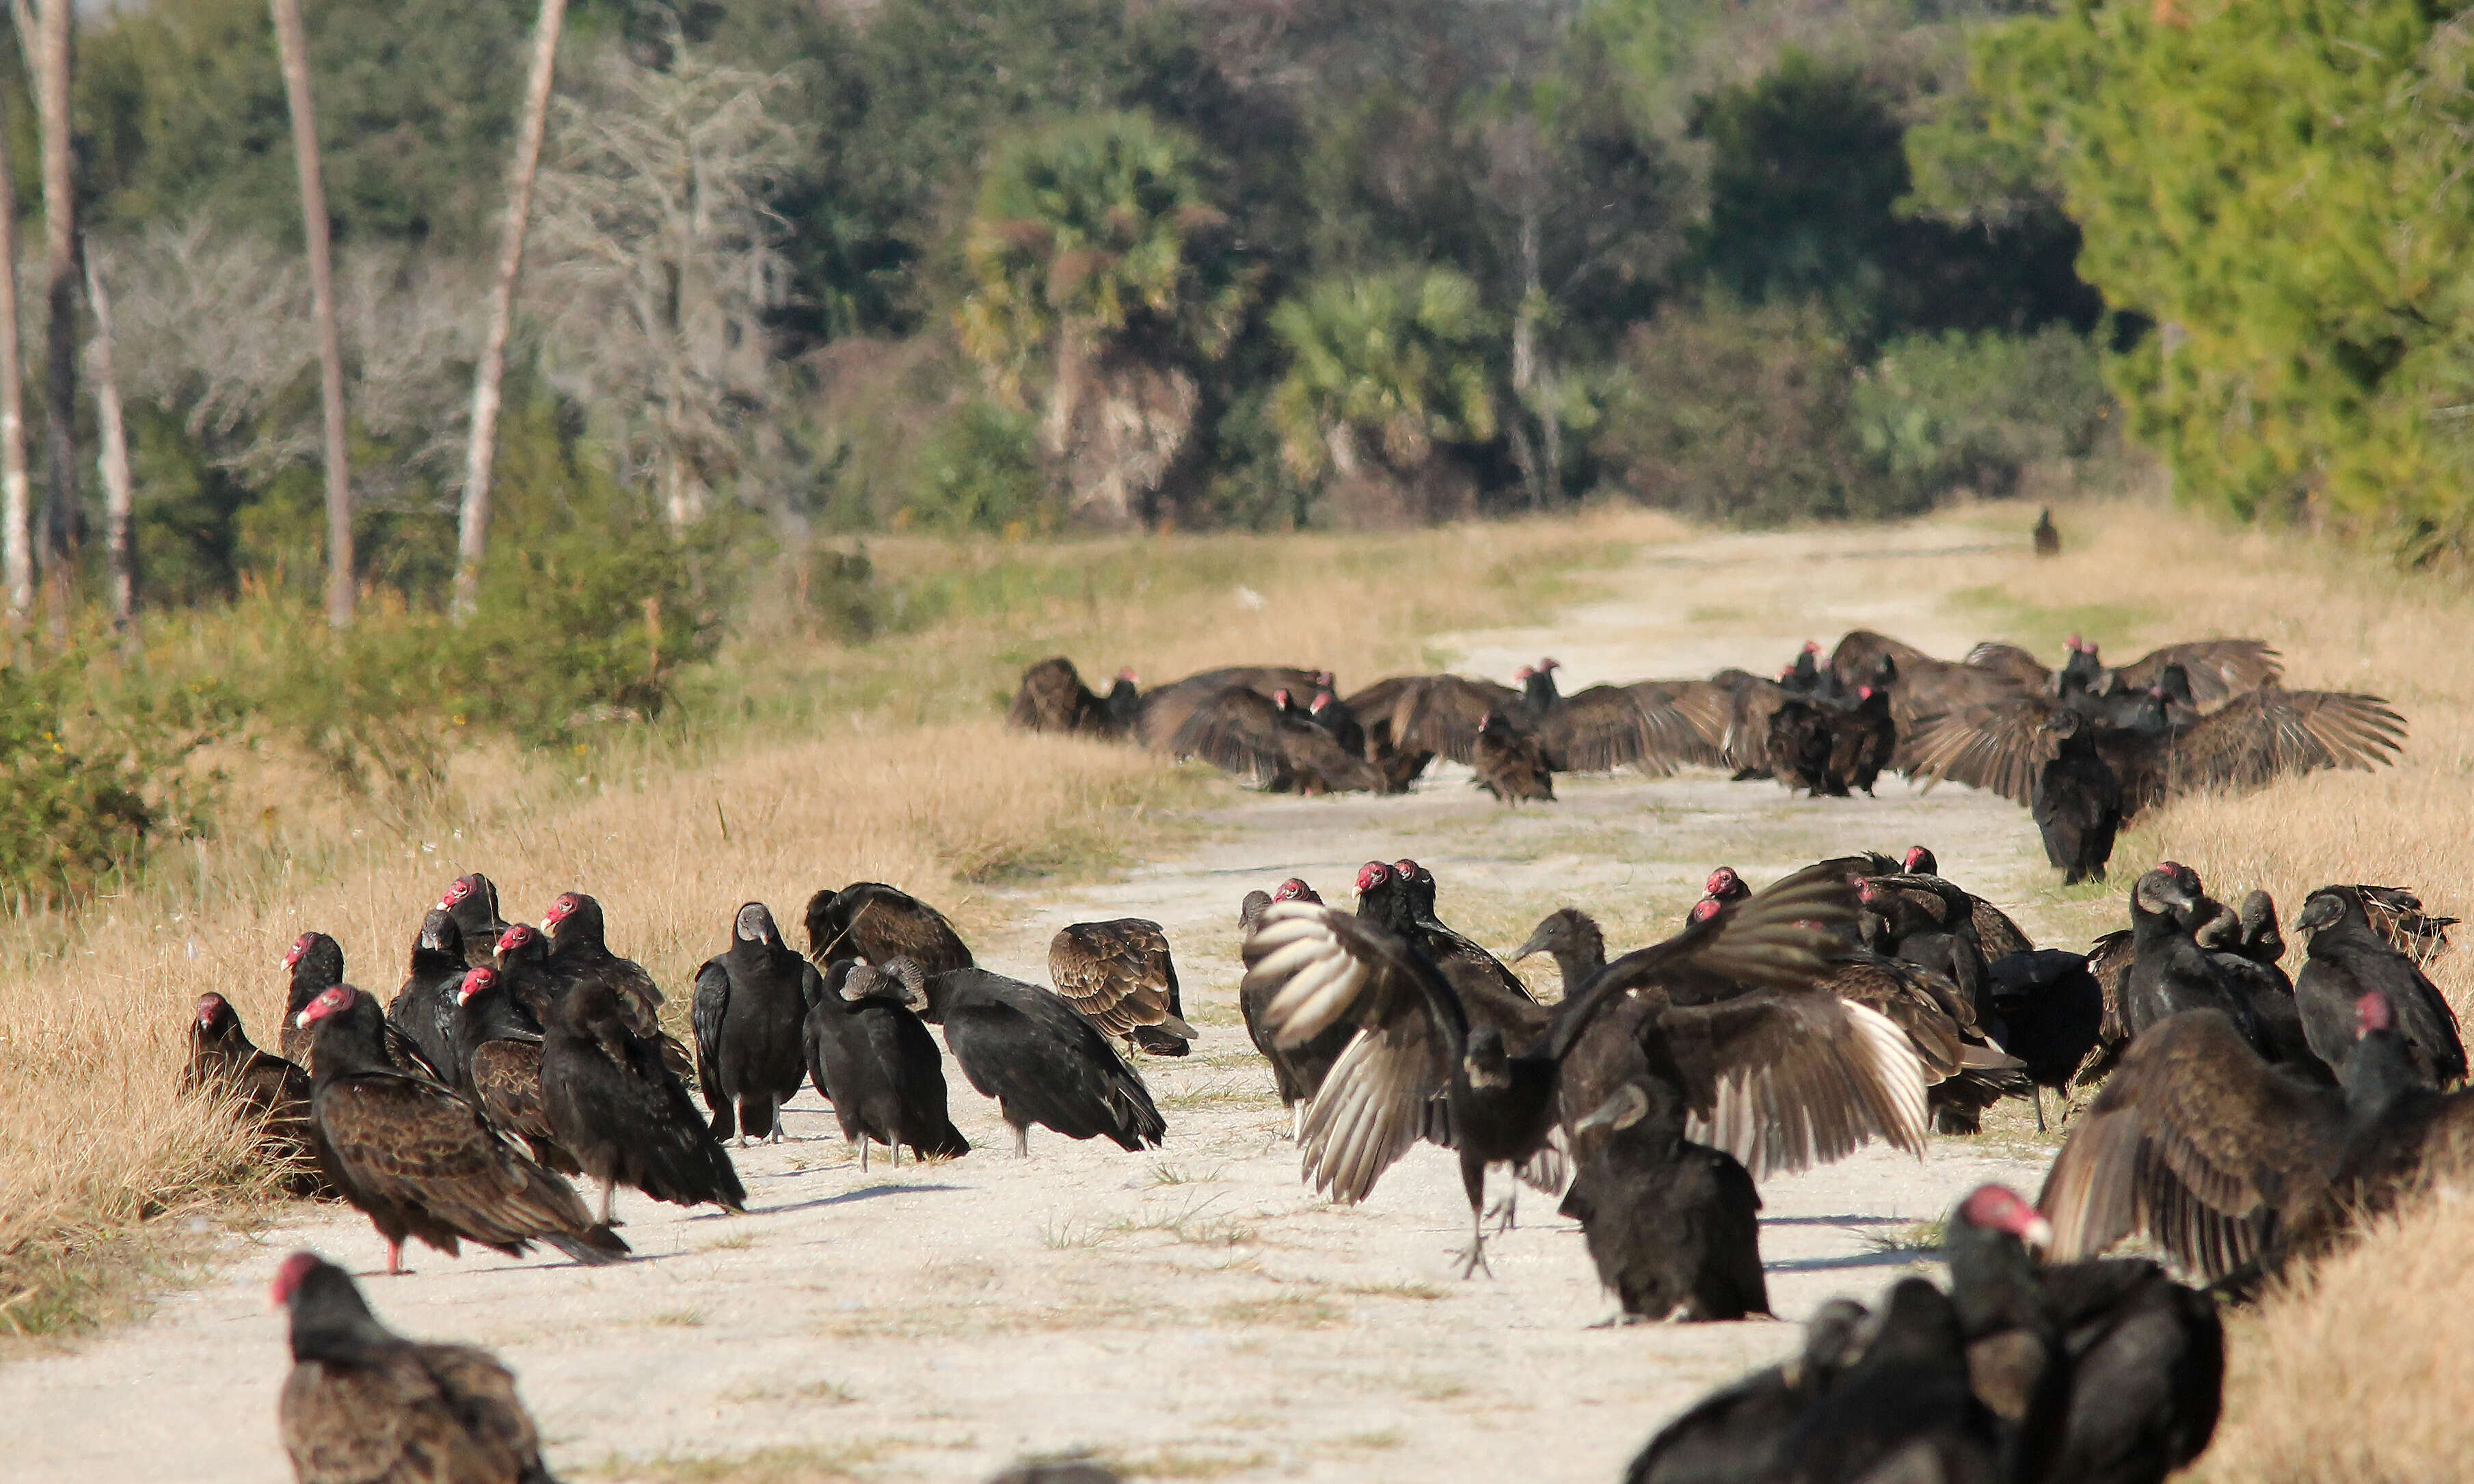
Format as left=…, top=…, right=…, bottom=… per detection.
left=932, top=967, right=1166, bottom=1155
left=1238, top=881, right=1354, bottom=1129
left=691, top=903, right=816, bottom=1144
left=1562, top=1083, right=1768, bottom=1322
left=1621, top=1299, right=1872, bottom=1483
left=802, top=959, right=969, bottom=1167
left=542, top=979, right=746, bottom=1222
left=2293, top=885, right=2466, bottom=1090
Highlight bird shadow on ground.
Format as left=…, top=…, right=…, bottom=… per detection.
left=757, top=1184, right=965, bottom=1217
left=1762, top=1249, right=1941, bottom=1275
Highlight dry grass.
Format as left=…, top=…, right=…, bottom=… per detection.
left=0, top=508, right=1676, bottom=1338
left=1970, top=494, right=2474, bottom=1481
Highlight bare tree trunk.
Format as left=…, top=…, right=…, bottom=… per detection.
left=0, top=63, right=29, bottom=636
left=83, top=254, right=131, bottom=649
left=455, top=0, right=566, bottom=620
left=269, top=0, right=355, bottom=627
left=32, top=0, right=72, bottom=641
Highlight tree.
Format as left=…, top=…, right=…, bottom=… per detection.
left=528, top=38, right=801, bottom=530
left=455, top=0, right=567, bottom=619
left=30, top=0, right=73, bottom=634
left=267, top=0, right=355, bottom=625
left=1268, top=267, right=1496, bottom=524
left=83, top=254, right=134, bottom=644
left=956, top=111, right=1254, bottom=527
left=0, top=63, right=27, bottom=634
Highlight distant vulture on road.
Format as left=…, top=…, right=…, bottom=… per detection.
left=273, top=1250, right=561, bottom=1484
left=297, top=983, right=626, bottom=1273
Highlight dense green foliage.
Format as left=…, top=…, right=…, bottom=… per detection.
left=0, top=656, right=225, bottom=906
left=1958, top=0, right=2474, bottom=551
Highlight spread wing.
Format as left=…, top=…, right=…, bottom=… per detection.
left=1829, top=630, right=1938, bottom=690
left=690, top=960, right=730, bottom=1107
left=1819, top=956, right=1969, bottom=1081
left=2112, top=640, right=2282, bottom=706
left=1660, top=993, right=1934, bottom=1181
left=1393, top=675, right=1525, bottom=763
left=1631, top=679, right=1736, bottom=767
left=1718, top=677, right=1790, bottom=772
left=1538, top=684, right=1706, bottom=774
left=1240, top=903, right=1456, bottom=1203
left=1167, top=688, right=1289, bottom=785
left=1008, top=657, right=1094, bottom=732
left=1049, top=919, right=1193, bottom=1040
left=2038, top=1009, right=2348, bottom=1280
left=2159, top=688, right=2406, bottom=798
left=1905, top=694, right=2063, bottom=806
left=1965, top=641, right=2053, bottom=690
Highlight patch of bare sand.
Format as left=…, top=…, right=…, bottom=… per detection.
left=0, top=518, right=2082, bottom=1483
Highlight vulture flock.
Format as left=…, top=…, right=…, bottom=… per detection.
left=1012, top=632, right=2406, bottom=882
left=191, top=837, right=2459, bottom=1482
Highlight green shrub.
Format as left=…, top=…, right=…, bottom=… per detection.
left=904, top=401, right=1054, bottom=533
left=0, top=653, right=228, bottom=906
left=1848, top=325, right=2113, bottom=506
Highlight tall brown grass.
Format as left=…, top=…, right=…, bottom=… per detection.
left=2004, top=496, right=2474, bottom=1480
left=0, top=509, right=1675, bottom=1336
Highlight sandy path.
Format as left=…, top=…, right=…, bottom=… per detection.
left=1, top=518, right=2073, bottom=1484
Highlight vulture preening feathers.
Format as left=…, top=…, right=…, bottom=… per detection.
left=803, top=882, right=976, bottom=987
left=803, top=959, right=971, bottom=1167
left=299, top=984, right=627, bottom=1274
left=932, top=966, right=1167, bottom=1156
left=274, top=1251, right=561, bottom=1484
left=1049, top=918, right=1197, bottom=1056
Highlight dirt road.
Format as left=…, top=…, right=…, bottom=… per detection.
left=1, top=518, right=2073, bottom=1484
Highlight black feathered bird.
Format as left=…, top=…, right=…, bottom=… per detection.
left=542, top=980, right=746, bottom=1223
left=435, top=873, right=511, bottom=968
left=184, top=992, right=332, bottom=1196
left=1622, top=1299, right=1872, bottom=1483
left=803, top=959, right=970, bottom=1168
left=1775, top=1278, right=2005, bottom=1484
left=692, top=903, right=817, bottom=1144
left=295, top=984, right=626, bottom=1274
left=1237, top=880, right=1354, bottom=1129
left=1562, top=1082, right=1768, bottom=1322
left=273, top=1251, right=561, bottom=1484
left=2292, top=885, right=2466, bottom=1090
left=278, top=930, right=349, bottom=1066
left=385, top=910, right=468, bottom=1080
left=803, top=882, right=975, bottom=995
left=449, top=967, right=578, bottom=1176
left=930, top=966, right=1166, bottom=1156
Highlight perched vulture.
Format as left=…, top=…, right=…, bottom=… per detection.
left=930, top=966, right=1166, bottom=1155
left=541, top=891, right=694, bottom=1083
left=273, top=1250, right=561, bottom=1484
left=449, top=967, right=578, bottom=1176
left=184, top=993, right=331, bottom=1196
left=278, top=930, right=349, bottom=1066
left=1049, top=918, right=1196, bottom=1056
left=437, top=873, right=512, bottom=968
left=386, top=910, right=468, bottom=1081
left=691, top=903, right=818, bottom=1143
left=804, top=882, right=976, bottom=990
left=297, top=983, right=626, bottom=1273
left=802, top=959, right=971, bottom=1167
left=541, top=979, right=746, bottom=1222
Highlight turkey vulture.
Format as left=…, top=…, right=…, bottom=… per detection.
left=1242, top=861, right=1928, bottom=1274
left=386, top=910, right=468, bottom=1079
left=273, top=1251, right=561, bottom=1484
left=1516, top=658, right=1723, bottom=775
left=1238, top=880, right=1353, bottom=1127
left=541, top=978, right=745, bottom=1222
left=1946, top=1185, right=2224, bottom=1484
left=1622, top=1299, right=1872, bottom=1483
left=2292, top=886, right=2466, bottom=1090
left=1897, top=846, right=2036, bottom=958
left=1165, top=684, right=1383, bottom=794
left=278, top=930, right=348, bottom=1066
left=1007, top=656, right=1140, bottom=738
left=692, top=904, right=816, bottom=1143
left=437, top=873, right=511, bottom=967
left=1131, top=665, right=1330, bottom=752
left=2033, top=508, right=2060, bottom=556
left=1828, top=629, right=2025, bottom=764
left=803, top=881, right=976, bottom=990
left=1341, top=673, right=1522, bottom=770
left=184, top=993, right=331, bottom=1196
left=802, top=959, right=969, bottom=1167
left=1764, top=694, right=1839, bottom=796
left=448, top=968, right=579, bottom=1176
left=1384, top=860, right=1537, bottom=1007
left=295, top=983, right=626, bottom=1273
left=1049, top=919, right=1196, bottom=1056
left=2039, top=991, right=2474, bottom=1291
left=930, top=966, right=1166, bottom=1155
left=488, top=923, right=566, bottom=1028
left=1561, top=1083, right=1768, bottom=1322
left=1471, top=710, right=1555, bottom=802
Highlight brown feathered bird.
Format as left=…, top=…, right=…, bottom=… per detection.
left=2039, top=991, right=2474, bottom=1293
left=273, top=1250, right=562, bottom=1484
left=541, top=891, right=695, bottom=1084
left=1472, top=710, right=1555, bottom=801
left=803, top=881, right=975, bottom=992
left=297, top=983, right=626, bottom=1274
left=1165, top=685, right=1383, bottom=793
left=1049, top=919, right=1196, bottom=1056
left=2032, top=508, right=2060, bottom=556
left=448, top=968, right=580, bottom=1176
left=184, top=993, right=332, bottom=1197
left=1006, top=656, right=1140, bottom=738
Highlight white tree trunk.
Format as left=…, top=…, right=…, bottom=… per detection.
left=455, top=0, right=566, bottom=619
left=33, top=0, right=72, bottom=640
left=83, top=254, right=132, bottom=647
left=0, top=59, right=29, bottom=634
left=269, top=0, right=355, bottom=627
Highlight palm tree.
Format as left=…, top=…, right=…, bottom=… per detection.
left=1269, top=267, right=1497, bottom=521
left=957, top=112, right=1253, bottom=528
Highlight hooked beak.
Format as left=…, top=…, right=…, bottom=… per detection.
left=1510, top=927, right=1554, bottom=963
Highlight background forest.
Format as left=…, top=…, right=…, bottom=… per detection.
left=6, top=0, right=2473, bottom=904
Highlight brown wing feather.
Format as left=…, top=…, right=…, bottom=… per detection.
left=1964, top=641, right=2053, bottom=690
left=848, top=897, right=971, bottom=974
left=282, top=1343, right=545, bottom=1484
left=1049, top=919, right=1188, bottom=1038
left=2036, top=1010, right=2348, bottom=1280
left=1660, top=992, right=1934, bottom=1181
left=1537, top=685, right=1667, bottom=773
left=1008, top=658, right=1092, bottom=732
left=1396, top=675, right=1522, bottom=763
left=1820, top=957, right=1966, bottom=1081
left=1634, top=679, right=1736, bottom=766
left=2113, top=639, right=2282, bottom=706
left=1168, top=688, right=1288, bottom=784
left=1721, top=679, right=1789, bottom=771
left=1905, top=694, right=2062, bottom=806
left=319, top=1073, right=604, bottom=1253
left=2160, top=688, right=2406, bottom=798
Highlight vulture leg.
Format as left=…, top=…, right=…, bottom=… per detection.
left=889, top=1138, right=900, bottom=1170
left=2032, top=1086, right=2047, bottom=1134
left=766, top=1096, right=785, bottom=1144
left=1486, top=1184, right=1519, bottom=1235
left=1455, top=1151, right=1495, bottom=1279
left=385, top=1239, right=405, bottom=1277
left=1013, top=1120, right=1030, bottom=1159
left=598, top=1181, right=616, bottom=1228
left=857, top=1138, right=869, bottom=1172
